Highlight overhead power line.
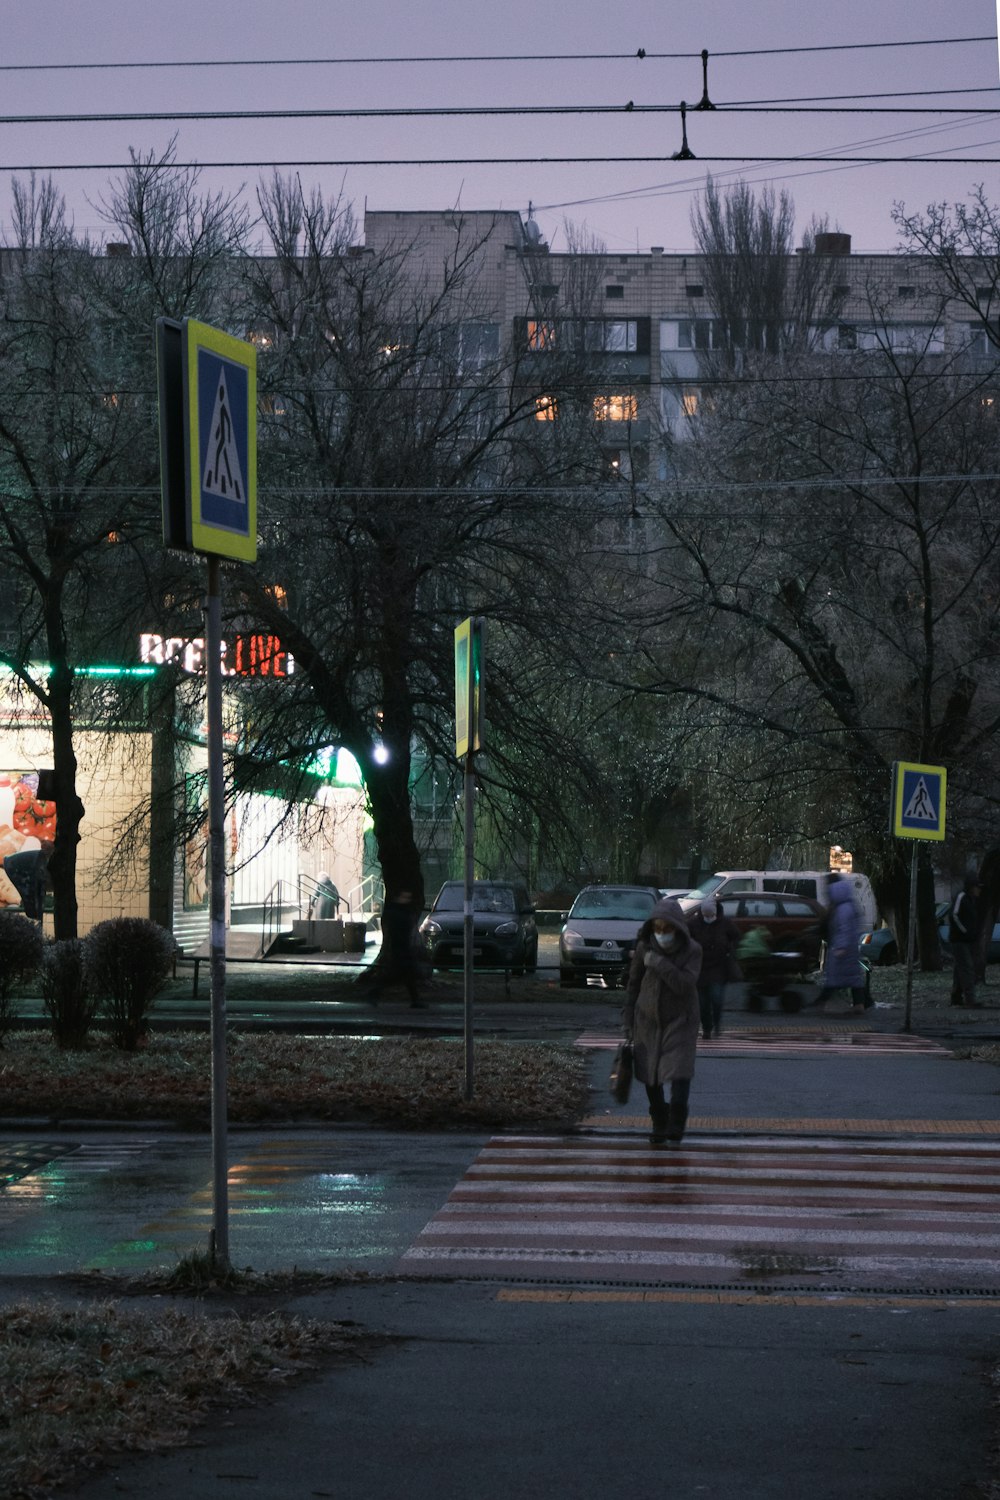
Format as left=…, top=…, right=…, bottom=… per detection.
left=0, top=35, right=991, bottom=71
left=4, top=153, right=1000, bottom=172
left=4, top=472, right=999, bottom=500
left=2, top=104, right=999, bottom=125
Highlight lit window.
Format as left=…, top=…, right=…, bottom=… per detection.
left=527, top=320, right=556, bottom=350
left=682, top=391, right=699, bottom=417
left=593, top=394, right=638, bottom=422
left=982, top=394, right=996, bottom=409
left=535, top=395, right=558, bottom=420
left=248, top=330, right=273, bottom=350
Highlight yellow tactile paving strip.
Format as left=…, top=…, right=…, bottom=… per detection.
left=498, top=1289, right=1000, bottom=1309
left=583, top=1116, right=1000, bottom=1134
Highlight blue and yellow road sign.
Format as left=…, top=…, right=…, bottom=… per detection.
left=891, top=761, right=947, bottom=841
left=454, top=617, right=485, bottom=758
left=185, top=320, right=257, bottom=561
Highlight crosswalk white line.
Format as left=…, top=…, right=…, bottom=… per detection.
left=576, top=1030, right=951, bottom=1056
left=400, top=1132, right=1000, bottom=1288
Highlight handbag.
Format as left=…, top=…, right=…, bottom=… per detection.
left=609, top=1040, right=634, bottom=1104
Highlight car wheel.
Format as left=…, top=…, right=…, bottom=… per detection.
left=559, top=967, right=577, bottom=988
left=525, top=941, right=538, bottom=975
left=746, top=989, right=765, bottom=1012
left=780, top=989, right=803, bottom=1013
left=880, top=944, right=898, bottom=966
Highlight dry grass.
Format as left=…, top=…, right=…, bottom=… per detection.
left=0, top=1295, right=371, bottom=1499
left=0, top=1032, right=590, bottom=1128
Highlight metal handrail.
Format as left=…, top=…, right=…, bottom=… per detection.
left=342, top=873, right=384, bottom=919
left=260, top=878, right=300, bottom=958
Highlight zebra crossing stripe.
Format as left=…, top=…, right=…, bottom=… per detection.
left=399, top=1132, right=1000, bottom=1288
left=576, top=1031, right=951, bottom=1056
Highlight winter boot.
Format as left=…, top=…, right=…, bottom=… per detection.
left=667, top=1080, right=691, bottom=1143
left=646, top=1084, right=668, bottom=1145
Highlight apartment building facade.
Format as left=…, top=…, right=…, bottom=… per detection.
left=363, top=208, right=996, bottom=480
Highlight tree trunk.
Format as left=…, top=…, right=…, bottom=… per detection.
left=364, top=752, right=425, bottom=914
left=47, top=670, right=85, bottom=941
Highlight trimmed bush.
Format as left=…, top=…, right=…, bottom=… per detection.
left=83, top=918, right=177, bottom=1051
left=0, top=909, right=45, bottom=1041
left=41, top=939, right=98, bottom=1050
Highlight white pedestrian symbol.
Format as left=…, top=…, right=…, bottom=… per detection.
left=203, top=367, right=245, bottom=502
left=903, top=776, right=936, bottom=822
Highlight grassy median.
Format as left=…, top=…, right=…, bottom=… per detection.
left=0, top=1031, right=591, bottom=1128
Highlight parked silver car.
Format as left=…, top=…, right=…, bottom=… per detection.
left=559, top=884, right=662, bottom=988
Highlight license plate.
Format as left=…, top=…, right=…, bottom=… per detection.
left=594, top=951, right=621, bottom=962
left=473, top=947, right=484, bottom=957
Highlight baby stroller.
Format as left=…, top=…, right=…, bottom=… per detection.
left=736, top=926, right=811, bottom=1013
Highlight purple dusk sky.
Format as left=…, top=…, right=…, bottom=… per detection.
left=1, top=1, right=998, bottom=255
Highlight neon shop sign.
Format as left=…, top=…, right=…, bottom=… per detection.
left=139, top=633, right=295, bottom=678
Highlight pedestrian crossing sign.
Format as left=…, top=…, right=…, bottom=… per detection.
left=891, top=760, right=947, bottom=841
left=185, top=320, right=257, bottom=561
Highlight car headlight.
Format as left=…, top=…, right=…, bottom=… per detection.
left=494, top=921, right=517, bottom=937
left=561, top=927, right=584, bottom=951
left=422, top=920, right=442, bottom=937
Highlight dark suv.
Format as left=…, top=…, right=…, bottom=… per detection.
left=419, top=880, right=538, bottom=972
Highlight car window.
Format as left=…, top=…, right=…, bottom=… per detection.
left=763, top=878, right=817, bottom=899
left=472, top=886, right=516, bottom=913
left=780, top=899, right=817, bottom=917
left=569, top=888, right=658, bottom=922
left=716, top=878, right=754, bottom=896
left=432, top=884, right=516, bottom=914
left=720, top=898, right=741, bottom=919
left=743, top=898, right=780, bottom=918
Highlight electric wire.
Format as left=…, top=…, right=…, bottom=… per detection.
left=3, top=104, right=1000, bottom=125
left=3, top=470, right=999, bottom=501
left=3, top=154, right=1000, bottom=171
left=0, top=34, right=991, bottom=71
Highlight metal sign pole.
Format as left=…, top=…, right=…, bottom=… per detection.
left=205, top=554, right=230, bottom=1266
left=463, top=755, right=476, bottom=1101
left=903, top=843, right=918, bottom=1034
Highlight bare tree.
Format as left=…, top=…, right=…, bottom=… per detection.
left=227, top=179, right=606, bottom=911
left=893, top=186, right=1000, bottom=350
left=596, top=295, right=1000, bottom=960
left=691, top=178, right=844, bottom=363
left=0, top=151, right=248, bottom=936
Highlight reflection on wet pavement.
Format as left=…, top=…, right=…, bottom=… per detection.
left=0, top=1130, right=482, bottom=1276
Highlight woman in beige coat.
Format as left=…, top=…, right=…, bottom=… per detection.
left=623, top=896, right=702, bottom=1144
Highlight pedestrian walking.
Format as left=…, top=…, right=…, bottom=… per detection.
left=623, top=896, right=701, bottom=1145
left=686, top=896, right=740, bottom=1038
left=816, top=873, right=869, bottom=1013
left=367, top=889, right=427, bottom=1008
left=949, top=873, right=984, bottom=1009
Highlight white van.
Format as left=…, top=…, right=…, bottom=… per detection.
left=680, top=870, right=878, bottom=930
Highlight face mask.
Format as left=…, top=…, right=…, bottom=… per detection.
left=654, top=931, right=677, bottom=950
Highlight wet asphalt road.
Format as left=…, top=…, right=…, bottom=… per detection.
left=4, top=972, right=1000, bottom=1498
